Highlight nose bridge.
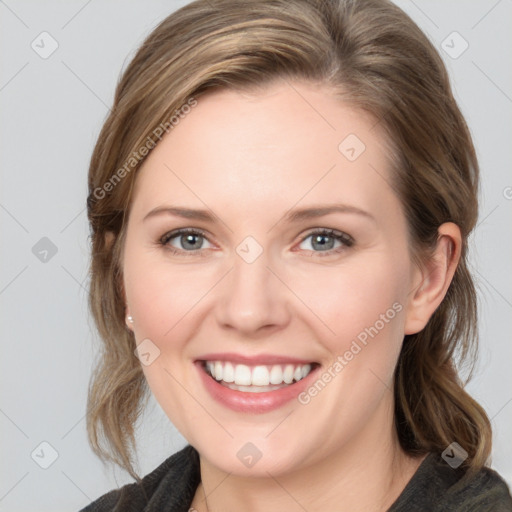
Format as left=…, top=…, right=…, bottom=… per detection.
left=215, top=239, right=289, bottom=333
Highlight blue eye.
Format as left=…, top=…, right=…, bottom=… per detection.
left=160, top=228, right=212, bottom=256
left=298, top=229, right=354, bottom=256
left=159, top=227, right=354, bottom=258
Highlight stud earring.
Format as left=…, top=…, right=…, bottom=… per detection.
left=127, top=315, right=134, bottom=324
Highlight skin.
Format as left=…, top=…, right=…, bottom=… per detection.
left=122, top=80, right=461, bottom=512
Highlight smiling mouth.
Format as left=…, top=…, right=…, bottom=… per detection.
left=200, top=360, right=320, bottom=393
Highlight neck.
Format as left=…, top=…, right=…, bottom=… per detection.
left=190, top=396, right=425, bottom=512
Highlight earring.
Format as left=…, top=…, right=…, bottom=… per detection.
left=127, top=315, right=134, bottom=324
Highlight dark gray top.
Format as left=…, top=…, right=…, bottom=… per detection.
left=80, top=445, right=512, bottom=511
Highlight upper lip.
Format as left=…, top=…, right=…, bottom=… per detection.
left=196, top=352, right=318, bottom=366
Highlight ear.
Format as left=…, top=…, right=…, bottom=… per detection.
left=105, top=230, right=115, bottom=249
left=404, top=222, right=461, bottom=335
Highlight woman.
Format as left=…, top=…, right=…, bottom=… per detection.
left=81, top=0, right=512, bottom=510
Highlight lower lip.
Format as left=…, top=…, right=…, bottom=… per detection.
left=195, top=362, right=320, bottom=413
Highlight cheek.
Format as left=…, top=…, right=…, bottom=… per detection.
left=125, top=243, right=411, bottom=355
left=123, top=249, right=208, bottom=429
left=123, top=246, right=206, bottom=340
left=289, top=253, right=409, bottom=351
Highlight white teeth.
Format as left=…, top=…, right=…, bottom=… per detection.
left=283, top=365, right=294, bottom=384
left=204, top=361, right=314, bottom=388
left=223, top=383, right=286, bottom=393
left=214, top=361, right=223, bottom=380
left=223, top=362, right=235, bottom=383
left=251, top=366, right=270, bottom=386
left=234, top=364, right=252, bottom=385
left=269, top=365, right=283, bottom=385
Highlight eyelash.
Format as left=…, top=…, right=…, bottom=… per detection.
left=159, top=227, right=354, bottom=258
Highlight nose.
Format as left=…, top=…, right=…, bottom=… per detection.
left=214, top=247, right=291, bottom=337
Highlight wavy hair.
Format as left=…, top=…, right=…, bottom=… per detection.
left=86, top=0, right=491, bottom=481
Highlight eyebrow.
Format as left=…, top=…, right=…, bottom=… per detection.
left=143, top=204, right=375, bottom=224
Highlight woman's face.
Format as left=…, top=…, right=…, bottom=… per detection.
left=122, top=80, right=423, bottom=477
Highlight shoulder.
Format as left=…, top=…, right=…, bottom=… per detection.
left=447, top=465, right=512, bottom=512
left=79, top=444, right=201, bottom=512
left=389, top=452, right=512, bottom=512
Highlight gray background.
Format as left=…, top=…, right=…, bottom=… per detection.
left=0, top=1, right=511, bottom=510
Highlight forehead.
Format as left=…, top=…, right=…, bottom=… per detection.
left=131, top=81, right=399, bottom=223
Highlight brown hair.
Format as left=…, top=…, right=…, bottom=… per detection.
left=86, top=0, right=491, bottom=481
